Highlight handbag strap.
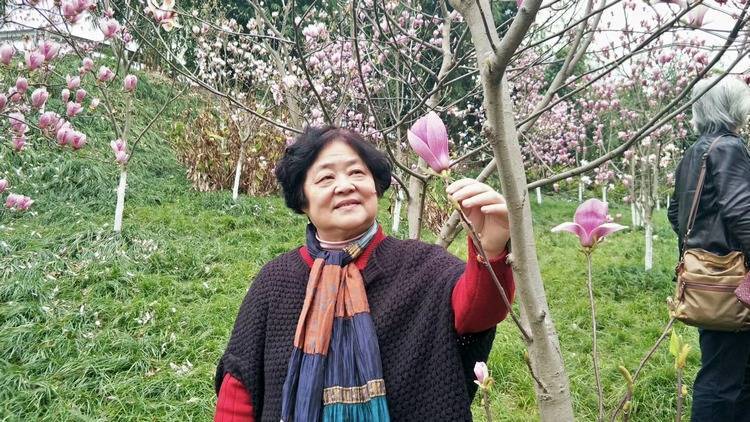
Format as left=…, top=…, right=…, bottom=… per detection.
left=681, top=136, right=724, bottom=257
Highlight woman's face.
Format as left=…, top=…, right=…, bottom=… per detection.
left=302, top=140, right=379, bottom=242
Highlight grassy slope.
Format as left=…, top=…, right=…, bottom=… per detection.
left=1, top=73, right=697, bottom=421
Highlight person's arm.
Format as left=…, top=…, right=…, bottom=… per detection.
left=667, top=161, right=682, bottom=235
left=711, top=139, right=750, bottom=256
left=452, top=237, right=515, bottom=334
left=215, top=374, right=255, bottom=421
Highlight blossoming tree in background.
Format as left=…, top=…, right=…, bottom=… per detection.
left=2, top=0, right=749, bottom=419
left=0, top=0, right=183, bottom=232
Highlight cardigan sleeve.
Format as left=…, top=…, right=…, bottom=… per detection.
left=215, top=374, right=255, bottom=421
left=215, top=265, right=271, bottom=418
left=451, top=237, right=515, bottom=335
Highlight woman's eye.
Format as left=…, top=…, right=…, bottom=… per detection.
left=318, top=175, right=334, bottom=183
left=351, top=169, right=364, bottom=175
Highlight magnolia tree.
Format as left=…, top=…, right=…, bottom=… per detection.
left=6, top=0, right=750, bottom=419
left=131, top=0, right=749, bottom=419
left=0, top=0, right=183, bottom=232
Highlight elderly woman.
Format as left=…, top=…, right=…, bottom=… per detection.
left=213, top=126, right=515, bottom=421
left=668, top=76, right=750, bottom=421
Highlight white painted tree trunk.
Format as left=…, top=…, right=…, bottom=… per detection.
left=602, top=185, right=607, bottom=205
left=392, top=188, right=404, bottom=233
left=656, top=198, right=661, bottom=211
left=578, top=180, right=584, bottom=203
left=536, top=186, right=542, bottom=205
left=645, top=222, right=654, bottom=271
left=113, top=168, right=127, bottom=233
left=232, top=143, right=245, bottom=201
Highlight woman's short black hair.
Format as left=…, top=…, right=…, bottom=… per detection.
left=275, top=126, right=392, bottom=214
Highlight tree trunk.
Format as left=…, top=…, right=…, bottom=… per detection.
left=602, top=185, right=607, bottom=205
left=578, top=179, right=584, bottom=203
left=392, top=187, right=404, bottom=233
left=451, top=0, right=574, bottom=416
left=232, top=143, right=245, bottom=201
left=483, top=75, right=575, bottom=422
left=406, top=159, right=426, bottom=239
left=114, top=168, right=127, bottom=233
left=645, top=221, right=654, bottom=271
left=536, top=186, right=542, bottom=205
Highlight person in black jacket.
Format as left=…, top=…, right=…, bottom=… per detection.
left=668, top=76, right=750, bottom=421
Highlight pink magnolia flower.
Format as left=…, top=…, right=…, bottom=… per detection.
left=25, top=51, right=44, bottom=70
left=39, top=40, right=59, bottom=61
left=8, top=112, right=27, bottom=134
left=38, top=111, right=59, bottom=131
left=551, top=198, right=627, bottom=248
left=61, top=0, right=81, bottom=22
left=70, top=132, right=87, bottom=150
left=123, top=74, right=137, bottom=92
left=16, top=195, right=34, bottom=210
left=111, top=138, right=126, bottom=153
left=407, top=111, right=451, bottom=173
left=66, top=74, right=81, bottom=90
left=102, top=18, right=121, bottom=39
left=114, top=150, right=129, bottom=165
left=82, top=57, right=94, bottom=73
left=687, top=5, right=708, bottom=28
left=97, top=65, right=115, bottom=83
left=15, top=76, right=28, bottom=94
left=12, top=135, right=26, bottom=151
left=31, top=87, right=49, bottom=108
left=147, top=0, right=181, bottom=31
left=75, top=89, right=87, bottom=103
left=0, top=179, right=8, bottom=194
left=56, top=123, right=73, bottom=146
left=6, top=193, right=34, bottom=210
left=66, top=101, right=83, bottom=117
left=5, top=193, right=20, bottom=209
left=0, top=94, right=6, bottom=111
left=473, top=362, right=493, bottom=389
left=0, top=44, right=15, bottom=65
left=61, top=88, right=71, bottom=103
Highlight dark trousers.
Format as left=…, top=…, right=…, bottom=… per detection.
left=692, top=328, right=750, bottom=421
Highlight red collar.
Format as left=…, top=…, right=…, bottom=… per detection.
left=299, top=226, right=386, bottom=271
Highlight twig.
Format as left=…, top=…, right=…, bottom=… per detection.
left=610, top=317, right=676, bottom=421
left=586, top=252, right=605, bottom=422
left=446, top=180, right=533, bottom=343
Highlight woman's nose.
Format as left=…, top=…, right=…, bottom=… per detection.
left=333, top=176, right=356, bottom=194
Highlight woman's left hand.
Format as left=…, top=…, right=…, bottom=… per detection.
left=447, top=178, right=510, bottom=258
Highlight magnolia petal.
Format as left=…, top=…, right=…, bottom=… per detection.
left=421, top=111, right=450, bottom=167
left=473, top=362, right=489, bottom=383
left=407, top=128, right=444, bottom=172
left=574, top=199, right=608, bottom=237
left=589, top=223, right=628, bottom=244
left=551, top=222, right=592, bottom=246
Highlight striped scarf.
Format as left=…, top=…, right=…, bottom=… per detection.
left=280, top=222, right=390, bottom=422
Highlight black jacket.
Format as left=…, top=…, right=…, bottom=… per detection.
left=668, top=130, right=750, bottom=260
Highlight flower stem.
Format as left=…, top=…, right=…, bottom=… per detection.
left=586, top=252, right=604, bottom=422
left=482, top=388, right=493, bottom=422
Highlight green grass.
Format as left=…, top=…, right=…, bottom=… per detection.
left=1, top=69, right=697, bottom=421
left=0, top=187, right=697, bottom=421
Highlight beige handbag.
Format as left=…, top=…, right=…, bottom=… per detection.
left=668, top=137, right=750, bottom=331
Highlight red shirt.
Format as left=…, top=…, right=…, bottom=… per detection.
left=214, top=234, right=515, bottom=421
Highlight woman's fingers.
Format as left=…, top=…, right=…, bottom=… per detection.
left=446, top=178, right=476, bottom=195
left=480, top=203, right=509, bottom=216
left=459, top=190, right=503, bottom=208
